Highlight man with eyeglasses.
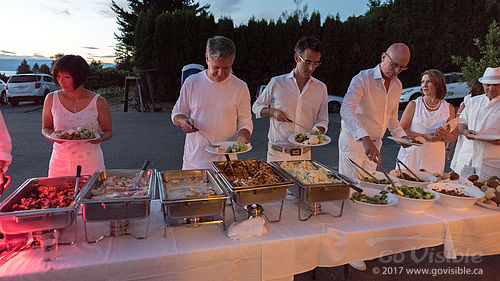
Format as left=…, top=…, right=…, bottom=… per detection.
left=252, top=36, right=328, bottom=161
left=338, top=43, right=410, bottom=271
left=172, top=36, right=253, bottom=169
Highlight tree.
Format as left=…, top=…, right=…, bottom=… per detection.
left=17, top=59, right=32, bottom=74
left=32, top=63, right=40, bottom=73
left=452, top=21, right=500, bottom=86
left=51, top=53, right=65, bottom=69
left=40, top=64, right=51, bottom=74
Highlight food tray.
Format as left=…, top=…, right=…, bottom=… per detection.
left=159, top=169, right=229, bottom=219
left=79, top=169, right=155, bottom=221
left=212, top=159, right=293, bottom=205
left=271, top=160, right=350, bottom=203
left=0, top=176, right=89, bottom=235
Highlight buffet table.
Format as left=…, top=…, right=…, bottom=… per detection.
left=1, top=197, right=500, bottom=281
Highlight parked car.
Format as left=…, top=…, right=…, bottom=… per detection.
left=255, top=84, right=343, bottom=113
left=0, top=80, right=6, bottom=105
left=5, top=74, right=59, bottom=105
left=400, top=72, right=470, bottom=104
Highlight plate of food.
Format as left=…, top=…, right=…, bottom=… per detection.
left=288, top=128, right=331, bottom=146
left=390, top=185, right=439, bottom=213
left=388, top=136, right=424, bottom=146
left=205, top=141, right=252, bottom=155
left=350, top=188, right=398, bottom=217
left=49, top=127, right=100, bottom=142
left=471, top=133, right=500, bottom=141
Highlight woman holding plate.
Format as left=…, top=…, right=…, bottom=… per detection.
left=396, top=69, right=455, bottom=174
left=42, top=55, right=112, bottom=177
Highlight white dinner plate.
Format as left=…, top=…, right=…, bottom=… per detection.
left=472, top=133, right=500, bottom=141
left=48, top=132, right=100, bottom=142
left=444, top=118, right=460, bottom=132
left=287, top=132, right=331, bottom=147
left=387, top=136, right=423, bottom=146
left=205, top=141, right=252, bottom=155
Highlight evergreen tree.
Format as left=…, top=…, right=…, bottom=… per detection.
left=32, top=63, right=40, bottom=73
left=16, top=59, right=32, bottom=74
left=40, top=64, right=51, bottom=74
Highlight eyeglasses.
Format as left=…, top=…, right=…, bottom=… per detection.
left=385, top=52, right=408, bottom=71
left=297, top=54, right=321, bottom=67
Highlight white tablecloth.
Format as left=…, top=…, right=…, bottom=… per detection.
left=2, top=197, right=500, bottom=281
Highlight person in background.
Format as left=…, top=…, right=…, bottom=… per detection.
left=42, top=55, right=112, bottom=177
left=172, top=36, right=253, bottom=169
left=396, top=69, right=455, bottom=174
left=448, top=78, right=484, bottom=165
left=338, top=43, right=410, bottom=272
left=0, top=109, right=12, bottom=195
left=252, top=36, right=328, bottom=162
left=454, top=67, right=500, bottom=176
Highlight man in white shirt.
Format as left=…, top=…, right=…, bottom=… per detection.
left=252, top=36, right=328, bottom=162
left=172, top=36, right=253, bottom=170
left=456, top=67, right=500, bottom=175
left=339, top=43, right=410, bottom=178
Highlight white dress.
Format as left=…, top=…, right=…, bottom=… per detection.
left=396, top=97, right=450, bottom=174
left=48, top=91, right=105, bottom=177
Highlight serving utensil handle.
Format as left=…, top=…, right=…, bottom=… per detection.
left=347, top=157, right=378, bottom=181
left=72, top=165, right=82, bottom=199
left=332, top=170, right=363, bottom=193
left=396, top=158, right=424, bottom=182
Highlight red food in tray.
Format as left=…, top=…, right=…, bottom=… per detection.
left=11, top=181, right=85, bottom=211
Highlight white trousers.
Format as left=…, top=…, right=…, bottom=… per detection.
left=338, top=129, right=381, bottom=178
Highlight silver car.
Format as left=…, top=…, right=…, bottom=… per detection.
left=400, top=72, right=470, bottom=104
left=5, top=74, right=59, bottom=105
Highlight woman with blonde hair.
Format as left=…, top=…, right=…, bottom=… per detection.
left=396, top=69, right=455, bottom=174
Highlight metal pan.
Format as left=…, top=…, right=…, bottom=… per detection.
left=0, top=176, right=90, bottom=235
left=79, top=169, right=155, bottom=221
left=271, top=160, right=350, bottom=203
left=159, top=169, right=229, bottom=219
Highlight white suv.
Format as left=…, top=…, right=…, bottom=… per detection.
left=5, top=74, right=59, bottom=105
left=0, top=80, right=6, bottom=105
left=400, top=72, right=470, bottom=104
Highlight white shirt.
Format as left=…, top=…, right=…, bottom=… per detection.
left=457, top=94, right=500, bottom=170
left=340, top=64, right=406, bottom=141
left=252, top=70, right=328, bottom=147
left=171, top=71, right=253, bottom=170
left=0, top=110, right=12, bottom=173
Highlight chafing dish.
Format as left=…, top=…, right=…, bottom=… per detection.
left=159, top=169, right=229, bottom=237
left=0, top=176, right=89, bottom=243
left=212, top=159, right=293, bottom=222
left=271, top=160, right=349, bottom=221
left=79, top=169, right=155, bottom=242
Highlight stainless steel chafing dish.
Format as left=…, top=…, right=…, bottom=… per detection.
left=79, top=169, right=155, bottom=242
left=271, top=160, right=350, bottom=221
left=159, top=169, right=229, bottom=237
left=212, top=159, right=293, bottom=222
left=0, top=176, right=90, bottom=243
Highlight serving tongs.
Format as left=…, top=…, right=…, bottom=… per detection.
left=330, top=170, right=363, bottom=193
left=285, top=118, right=309, bottom=131
left=71, top=165, right=82, bottom=199
left=396, top=158, right=424, bottom=182
left=347, top=157, right=378, bottom=181
left=130, top=160, right=150, bottom=190
left=378, top=164, right=404, bottom=196
left=196, top=129, right=220, bottom=148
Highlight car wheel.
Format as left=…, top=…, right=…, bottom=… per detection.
left=410, top=93, right=422, bottom=101
left=10, top=100, right=19, bottom=106
left=328, top=101, right=340, bottom=113
left=0, top=91, right=6, bottom=105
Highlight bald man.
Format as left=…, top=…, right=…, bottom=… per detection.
left=338, top=43, right=411, bottom=271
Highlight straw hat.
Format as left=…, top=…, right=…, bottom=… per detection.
left=478, top=67, right=500, bottom=84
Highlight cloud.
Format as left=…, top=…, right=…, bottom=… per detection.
left=31, top=53, right=50, bottom=59
left=99, top=55, right=115, bottom=58
left=99, top=8, right=115, bottom=18
left=57, top=9, right=71, bottom=16
left=204, top=0, right=243, bottom=15
left=83, top=47, right=99, bottom=50
left=0, top=50, right=17, bottom=55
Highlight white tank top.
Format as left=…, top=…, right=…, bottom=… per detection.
left=50, top=91, right=102, bottom=160
left=409, top=97, right=450, bottom=134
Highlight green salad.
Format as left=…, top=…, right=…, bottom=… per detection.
left=226, top=142, right=248, bottom=153
left=351, top=190, right=388, bottom=205
left=362, top=177, right=390, bottom=184
left=76, top=127, right=95, bottom=139
left=393, top=185, right=435, bottom=200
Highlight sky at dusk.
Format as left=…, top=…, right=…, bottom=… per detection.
left=0, top=0, right=369, bottom=64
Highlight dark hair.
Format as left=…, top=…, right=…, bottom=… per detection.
left=421, top=69, right=447, bottom=99
left=294, top=36, right=323, bottom=55
left=470, top=77, right=484, bottom=97
left=52, top=55, right=89, bottom=90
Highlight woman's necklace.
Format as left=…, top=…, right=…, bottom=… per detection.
left=423, top=97, right=441, bottom=111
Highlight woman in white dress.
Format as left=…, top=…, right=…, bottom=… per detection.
left=397, top=69, right=455, bottom=174
left=42, top=55, right=112, bottom=177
